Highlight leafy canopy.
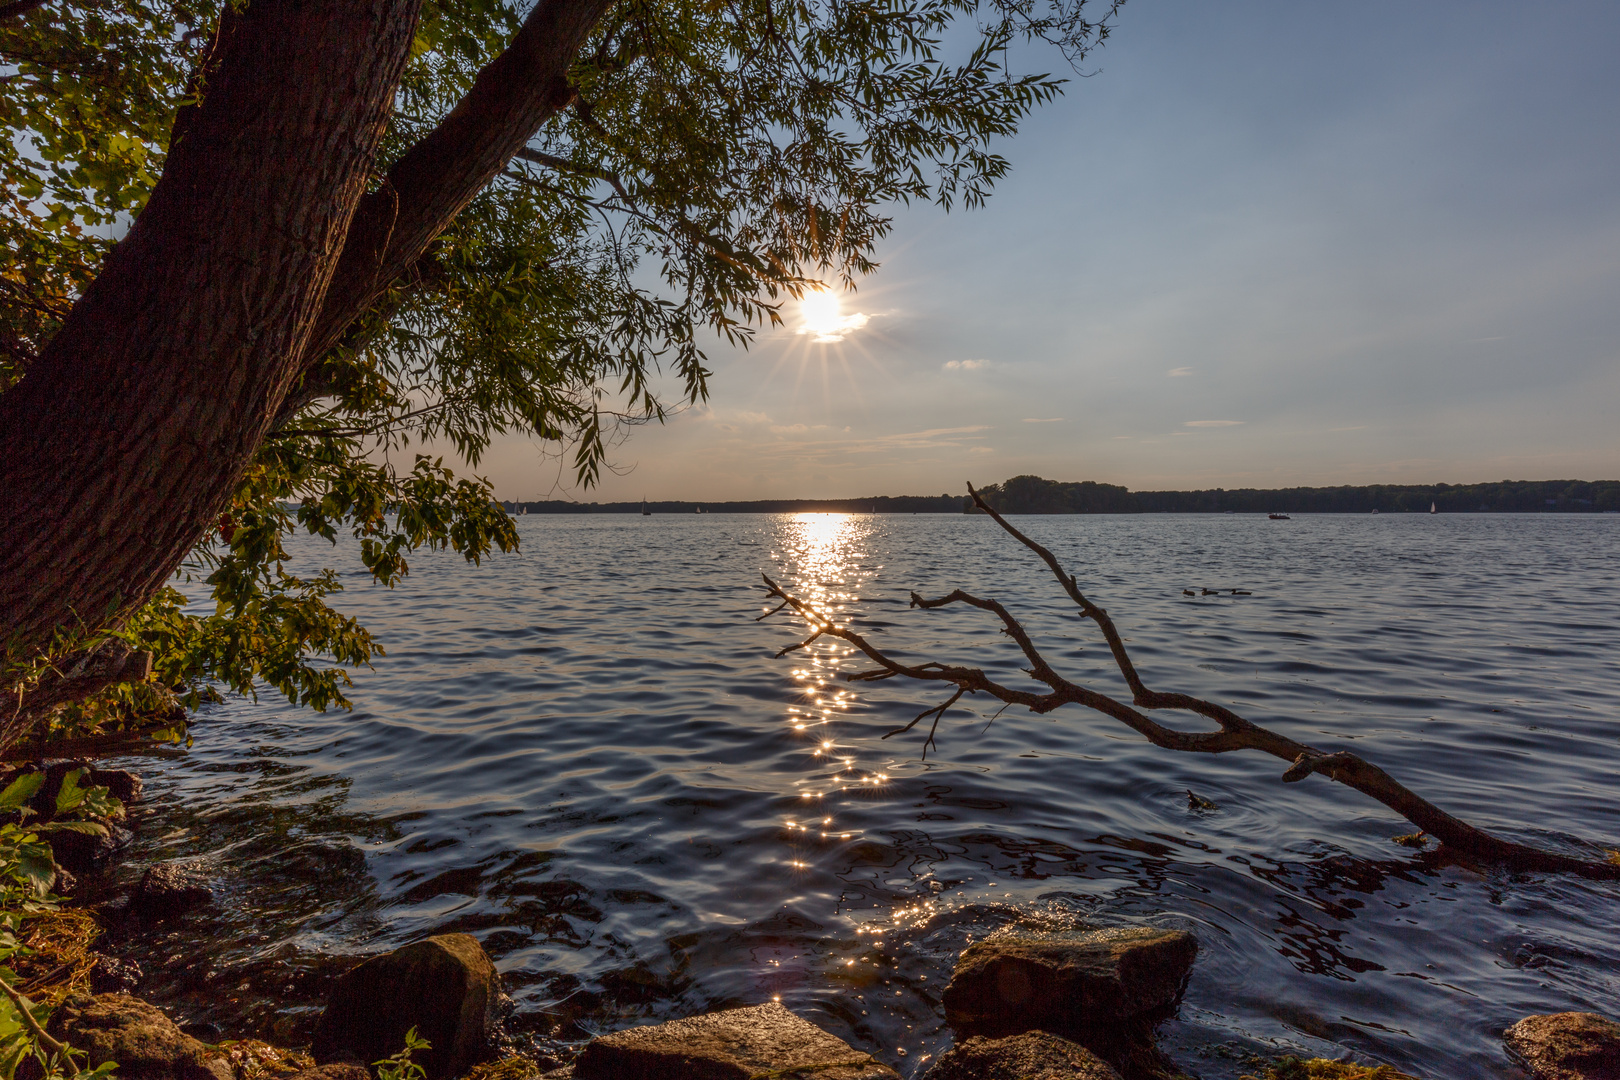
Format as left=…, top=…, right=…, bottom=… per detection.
left=0, top=0, right=1122, bottom=732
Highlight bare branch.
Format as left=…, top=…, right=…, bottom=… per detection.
left=883, top=686, right=966, bottom=757
left=759, top=506, right=1620, bottom=882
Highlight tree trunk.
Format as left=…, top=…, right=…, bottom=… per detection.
left=0, top=0, right=422, bottom=689
left=0, top=0, right=618, bottom=748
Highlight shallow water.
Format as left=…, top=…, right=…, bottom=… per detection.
left=103, top=513, right=1620, bottom=1078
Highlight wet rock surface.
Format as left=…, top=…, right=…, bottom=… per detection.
left=571, top=1003, right=899, bottom=1080
left=312, top=933, right=502, bottom=1080
left=921, top=1031, right=1123, bottom=1080
left=46, top=993, right=213, bottom=1080
left=88, top=952, right=145, bottom=994
left=281, top=1067, right=369, bottom=1080
left=131, top=862, right=213, bottom=921
left=1504, top=1012, right=1620, bottom=1080
left=51, top=821, right=134, bottom=874
left=942, top=926, right=1198, bottom=1037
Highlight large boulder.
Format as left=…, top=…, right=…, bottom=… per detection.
left=572, top=1003, right=898, bottom=1080
left=132, top=862, right=213, bottom=921
left=46, top=993, right=219, bottom=1080
left=1504, top=1012, right=1620, bottom=1080
left=942, top=926, right=1197, bottom=1038
left=312, top=934, right=502, bottom=1080
left=922, top=1031, right=1122, bottom=1080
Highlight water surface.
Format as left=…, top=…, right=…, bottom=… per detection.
left=106, top=513, right=1620, bottom=1078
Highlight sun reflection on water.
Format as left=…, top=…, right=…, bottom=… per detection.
left=765, top=513, right=895, bottom=875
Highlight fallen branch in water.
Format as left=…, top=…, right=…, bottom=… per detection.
left=761, top=483, right=1620, bottom=881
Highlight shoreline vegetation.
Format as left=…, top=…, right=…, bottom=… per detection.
left=506, top=475, right=1620, bottom=516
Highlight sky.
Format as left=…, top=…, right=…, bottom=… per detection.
left=482, top=0, right=1620, bottom=502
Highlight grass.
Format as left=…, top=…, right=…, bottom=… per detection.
left=6, top=909, right=101, bottom=1008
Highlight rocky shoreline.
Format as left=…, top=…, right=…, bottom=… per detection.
left=19, top=761, right=1620, bottom=1080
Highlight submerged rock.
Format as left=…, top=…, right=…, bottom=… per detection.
left=312, top=933, right=501, bottom=1080
left=942, top=926, right=1198, bottom=1037
left=571, top=1002, right=898, bottom=1080
left=1504, top=1012, right=1620, bottom=1080
left=46, top=993, right=217, bottom=1080
left=921, top=1031, right=1122, bottom=1080
left=132, top=862, right=212, bottom=921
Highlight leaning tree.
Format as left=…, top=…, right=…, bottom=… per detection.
left=0, top=0, right=1123, bottom=748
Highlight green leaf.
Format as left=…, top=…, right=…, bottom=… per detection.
left=39, top=820, right=108, bottom=837
left=0, top=773, right=43, bottom=813
left=54, top=768, right=88, bottom=815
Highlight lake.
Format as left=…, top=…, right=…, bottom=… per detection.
left=105, top=512, right=1620, bottom=1078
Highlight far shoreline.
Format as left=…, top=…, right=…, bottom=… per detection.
left=504, top=474, right=1620, bottom=516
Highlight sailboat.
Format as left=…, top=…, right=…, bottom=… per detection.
left=1430, top=502, right=1438, bottom=514
left=642, top=498, right=651, bottom=516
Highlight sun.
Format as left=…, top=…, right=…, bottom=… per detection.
left=799, top=290, right=844, bottom=339
left=794, top=288, right=869, bottom=343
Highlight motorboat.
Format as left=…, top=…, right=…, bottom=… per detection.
left=1268, top=513, right=1290, bottom=520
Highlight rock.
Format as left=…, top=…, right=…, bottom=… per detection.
left=312, top=934, right=502, bottom=1080
left=942, top=926, right=1197, bottom=1038
left=132, top=862, right=212, bottom=920
left=88, top=767, right=143, bottom=805
left=1504, top=1012, right=1620, bottom=1080
left=922, top=1031, right=1122, bottom=1080
left=180, top=1022, right=223, bottom=1044
left=51, top=821, right=134, bottom=874
left=282, top=1067, right=370, bottom=1080
left=572, top=1003, right=898, bottom=1080
left=46, top=993, right=214, bottom=1080
left=89, top=953, right=145, bottom=994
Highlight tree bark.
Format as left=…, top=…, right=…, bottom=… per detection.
left=0, top=0, right=422, bottom=683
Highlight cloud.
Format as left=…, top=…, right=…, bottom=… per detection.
left=1021, top=417, right=1065, bottom=423
left=944, top=359, right=990, bottom=371
left=969, top=446, right=996, bottom=453
left=1184, top=420, right=1245, bottom=428
left=1326, top=425, right=1368, bottom=432
left=1167, top=366, right=1195, bottom=377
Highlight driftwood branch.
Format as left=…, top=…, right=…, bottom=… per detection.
left=760, top=484, right=1620, bottom=881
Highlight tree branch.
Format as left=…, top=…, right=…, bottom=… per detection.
left=759, top=489, right=1620, bottom=881
left=295, top=0, right=617, bottom=378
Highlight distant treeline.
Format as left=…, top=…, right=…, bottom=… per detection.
left=506, top=476, right=1620, bottom=515
left=973, top=475, right=1620, bottom=514
left=507, top=494, right=965, bottom=514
